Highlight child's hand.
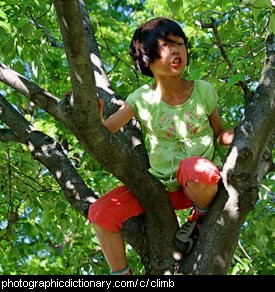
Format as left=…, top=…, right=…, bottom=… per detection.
left=98, top=99, right=105, bottom=125
left=97, top=100, right=135, bottom=133
left=217, top=129, right=234, bottom=147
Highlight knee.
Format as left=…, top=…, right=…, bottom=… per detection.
left=177, top=156, right=220, bottom=187
left=186, top=181, right=218, bottom=209
left=205, top=183, right=219, bottom=198
left=186, top=180, right=218, bottom=198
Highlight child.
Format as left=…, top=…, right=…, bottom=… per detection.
left=88, top=17, right=234, bottom=275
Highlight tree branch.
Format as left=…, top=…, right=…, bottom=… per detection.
left=0, top=63, right=66, bottom=124
left=0, top=128, right=24, bottom=143
left=59, top=1, right=148, bottom=166
left=53, top=0, right=98, bottom=120
left=0, top=93, right=98, bottom=216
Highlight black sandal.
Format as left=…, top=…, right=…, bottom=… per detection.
left=175, top=219, right=200, bottom=254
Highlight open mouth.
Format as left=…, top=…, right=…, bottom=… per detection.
left=171, top=57, right=182, bottom=68
left=172, top=57, right=181, bottom=64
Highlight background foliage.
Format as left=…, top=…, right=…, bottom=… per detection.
left=0, top=0, right=274, bottom=275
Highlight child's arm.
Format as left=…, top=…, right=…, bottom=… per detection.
left=98, top=99, right=135, bottom=134
left=209, top=109, right=234, bottom=147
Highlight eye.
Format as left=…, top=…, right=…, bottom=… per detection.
left=177, top=42, right=184, bottom=46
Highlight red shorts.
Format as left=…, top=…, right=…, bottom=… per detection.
left=88, top=156, right=220, bottom=232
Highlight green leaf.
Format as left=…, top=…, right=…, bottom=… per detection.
left=0, top=20, right=11, bottom=32
left=0, top=229, right=6, bottom=238
left=227, top=73, right=246, bottom=87
left=166, top=0, right=182, bottom=12
left=269, top=12, right=275, bottom=33
left=242, top=0, right=271, bottom=7
left=0, top=10, right=8, bottom=21
left=11, top=246, right=20, bottom=259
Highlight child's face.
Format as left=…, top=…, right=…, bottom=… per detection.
left=149, top=33, right=187, bottom=78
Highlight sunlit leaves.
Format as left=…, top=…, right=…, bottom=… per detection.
left=167, top=0, right=183, bottom=12
left=230, top=193, right=275, bottom=275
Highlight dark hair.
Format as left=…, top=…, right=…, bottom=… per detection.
left=129, top=17, right=189, bottom=77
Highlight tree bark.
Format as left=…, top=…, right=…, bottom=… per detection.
left=0, top=63, right=64, bottom=123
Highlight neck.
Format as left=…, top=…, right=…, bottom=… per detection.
left=153, top=76, right=187, bottom=99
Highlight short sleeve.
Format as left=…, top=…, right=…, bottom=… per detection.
left=125, top=91, right=138, bottom=115
left=203, top=81, right=219, bottom=115
left=125, top=84, right=152, bottom=118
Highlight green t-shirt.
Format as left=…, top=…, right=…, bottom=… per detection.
left=126, top=80, right=218, bottom=192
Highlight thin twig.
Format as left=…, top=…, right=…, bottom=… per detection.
left=11, top=172, right=56, bottom=193
left=6, top=147, right=15, bottom=236
left=97, top=23, right=140, bottom=84
left=238, top=239, right=251, bottom=260
left=32, top=3, right=53, bottom=21
left=210, top=17, right=233, bottom=70
left=27, top=8, right=64, bottom=49
left=98, top=44, right=140, bottom=85
left=199, top=14, right=251, bottom=100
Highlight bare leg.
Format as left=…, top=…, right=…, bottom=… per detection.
left=93, top=223, right=128, bottom=272
left=185, top=181, right=218, bottom=209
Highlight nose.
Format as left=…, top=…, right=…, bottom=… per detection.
left=170, top=43, right=179, bottom=55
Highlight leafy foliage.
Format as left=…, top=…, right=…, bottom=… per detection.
left=0, top=0, right=274, bottom=275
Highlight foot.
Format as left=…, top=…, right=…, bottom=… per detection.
left=175, top=209, right=202, bottom=254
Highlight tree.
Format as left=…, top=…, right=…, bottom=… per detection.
left=0, top=0, right=274, bottom=275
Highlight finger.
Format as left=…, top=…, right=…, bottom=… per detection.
left=98, top=99, right=104, bottom=110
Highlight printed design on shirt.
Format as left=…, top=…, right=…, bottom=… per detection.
left=158, top=111, right=176, bottom=138
left=185, top=110, right=202, bottom=135
left=157, top=107, right=208, bottom=139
